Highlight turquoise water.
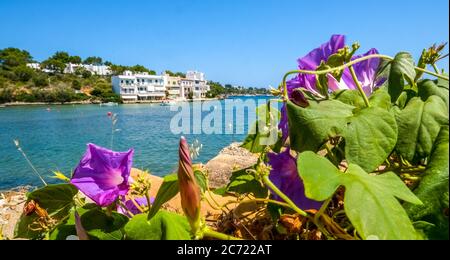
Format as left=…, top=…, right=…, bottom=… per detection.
left=0, top=97, right=276, bottom=190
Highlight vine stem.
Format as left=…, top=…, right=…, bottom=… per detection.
left=262, top=175, right=308, bottom=217
left=117, top=200, right=135, bottom=217
left=432, top=64, right=440, bottom=74
left=14, top=143, right=47, bottom=186
left=282, top=54, right=449, bottom=98
left=203, top=228, right=242, bottom=240
left=349, top=66, right=371, bottom=107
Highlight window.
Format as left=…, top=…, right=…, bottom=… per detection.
left=121, top=80, right=124, bottom=84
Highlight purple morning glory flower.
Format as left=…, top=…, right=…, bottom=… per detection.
left=267, top=148, right=322, bottom=211
left=71, top=143, right=134, bottom=207
left=117, top=197, right=154, bottom=217
left=279, top=35, right=346, bottom=141
left=327, top=48, right=383, bottom=96
left=287, top=34, right=346, bottom=96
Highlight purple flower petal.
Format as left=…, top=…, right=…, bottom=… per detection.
left=298, top=34, right=346, bottom=70
left=279, top=35, right=346, bottom=141
left=71, top=143, right=134, bottom=207
left=267, top=149, right=322, bottom=211
left=117, top=197, right=153, bottom=217
left=339, top=48, right=382, bottom=95
left=279, top=104, right=289, bottom=142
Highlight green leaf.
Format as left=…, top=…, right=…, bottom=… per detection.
left=147, top=170, right=205, bottom=219
left=341, top=165, right=421, bottom=240
left=333, top=90, right=367, bottom=109
left=368, top=89, right=392, bottom=110
left=80, top=208, right=128, bottom=240
left=15, top=184, right=78, bottom=239
left=226, top=167, right=268, bottom=198
left=344, top=107, right=398, bottom=172
left=241, top=104, right=280, bottom=153
left=194, top=170, right=207, bottom=193
left=298, top=152, right=422, bottom=240
left=405, top=126, right=449, bottom=240
left=49, top=204, right=96, bottom=240
left=125, top=211, right=191, bottom=240
left=395, top=89, right=418, bottom=109
left=395, top=96, right=448, bottom=162
left=333, top=89, right=392, bottom=111
left=212, top=186, right=228, bottom=196
left=297, top=152, right=341, bottom=201
left=287, top=99, right=354, bottom=152
left=147, top=173, right=179, bottom=220
left=418, top=79, right=449, bottom=110
left=388, top=52, right=416, bottom=102
left=241, top=122, right=265, bottom=153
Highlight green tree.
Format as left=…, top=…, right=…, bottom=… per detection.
left=13, top=65, right=35, bottom=82
left=130, top=64, right=151, bottom=74
left=82, top=70, right=92, bottom=79
left=41, top=59, right=66, bottom=74
left=32, top=73, right=49, bottom=87
left=69, top=55, right=82, bottom=64
left=110, top=64, right=127, bottom=75
left=72, top=79, right=81, bottom=90
left=0, top=48, right=33, bottom=69
left=165, top=70, right=175, bottom=76
left=0, top=87, right=13, bottom=103
left=174, top=72, right=186, bottom=78
left=84, top=56, right=103, bottom=65
left=51, top=51, right=70, bottom=63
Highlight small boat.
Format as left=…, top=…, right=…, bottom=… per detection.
left=100, top=102, right=119, bottom=107
left=160, top=100, right=177, bottom=106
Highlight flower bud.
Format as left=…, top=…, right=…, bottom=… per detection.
left=178, top=137, right=201, bottom=233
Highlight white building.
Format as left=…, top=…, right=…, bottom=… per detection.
left=183, top=70, right=210, bottom=99
left=112, top=71, right=166, bottom=101
left=27, top=63, right=112, bottom=76
left=64, top=63, right=112, bottom=76
left=26, top=63, right=41, bottom=70
left=112, top=70, right=210, bottom=101
left=164, top=74, right=184, bottom=100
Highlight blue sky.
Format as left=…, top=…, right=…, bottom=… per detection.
left=1, top=0, right=448, bottom=87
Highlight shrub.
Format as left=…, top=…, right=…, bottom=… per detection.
left=72, top=79, right=81, bottom=90
left=13, top=65, right=35, bottom=82
left=32, top=73, right=49, bottom=87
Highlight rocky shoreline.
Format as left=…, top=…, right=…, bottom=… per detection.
left=0, top=142, right=255, bottom=239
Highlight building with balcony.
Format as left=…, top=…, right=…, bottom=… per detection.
left=164, top=74, right=184, bottom=100
left=112, top=70, right=210, bottom=101
left=182, top=71, right=210, bottom=99
left=112, top=71, right=166, bottom=101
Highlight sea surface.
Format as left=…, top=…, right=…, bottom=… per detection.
left=0, top=96, right=277, bottom=190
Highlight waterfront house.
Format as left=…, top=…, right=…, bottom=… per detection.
left=164, top=74, right=185, bottom=100
left=112, top=70, right=166, bottom=101
left=113, top=70, right=210, bottom=101
left=182, top=71, right=210, bottom=99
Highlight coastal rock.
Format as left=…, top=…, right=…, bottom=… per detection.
left=0, top=187, right=28, bottom=240
left=205, top=143, right=259, bottom=188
